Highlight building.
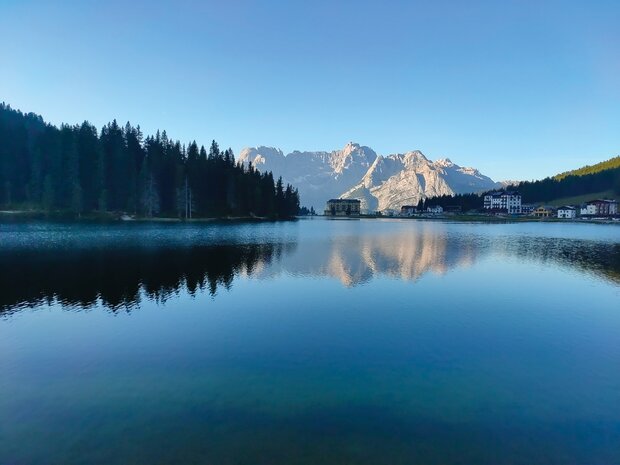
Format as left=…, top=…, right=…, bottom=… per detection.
left=580, top=203, right=596, bottom=216
left=521, top=204, right=536, bottom=215
left=382, top=209, right=398, bottom=217
left=557, top=206, right=576, bottom=219
left=532, top=205, right=555, bottom=218
left=324, top=198, right=361, bottom=216
left=427, top=205, right=443, bottom=214
left=584, top=199, right=618, bottom=216
left=400, top=205, right=417, bottom=216
left=483, top=190, right=522, bottom=214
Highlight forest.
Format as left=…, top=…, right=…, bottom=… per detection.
left=515, top=160, right=620, bottom=203
left=0, top=103, right=299, bottom=219
left=422, top=156, right=620, bottom=211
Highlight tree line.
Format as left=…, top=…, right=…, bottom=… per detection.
left=421, top=157, right=620, bottom=210
left=416, top=193, right=481, bottom=212
left=514, top=164, right=620, bottom=203
left=554, top=156, right=620, bottom=181
left=0, top=103, right=300, bottom=218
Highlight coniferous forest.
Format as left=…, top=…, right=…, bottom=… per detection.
left=421, top=157, right=620, bottom=211
left=0, top=103, right=300, bottom=218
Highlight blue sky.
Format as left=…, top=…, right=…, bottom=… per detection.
left=1, top=0, right=618, bottom=181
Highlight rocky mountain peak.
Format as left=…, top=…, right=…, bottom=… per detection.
left=237, top=142, right=497, bottom=210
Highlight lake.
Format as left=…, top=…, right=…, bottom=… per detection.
left=1, top=218, right=619, bottom=465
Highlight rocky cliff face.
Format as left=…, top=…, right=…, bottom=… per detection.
left=239, top=142, right=497, bottom=211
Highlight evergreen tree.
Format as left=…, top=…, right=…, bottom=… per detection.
left=0, top=103, right=301, bottom=219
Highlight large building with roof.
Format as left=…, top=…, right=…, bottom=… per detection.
left=324, top=198, right=361, bottom=217
left=582, top=199, right=618, bottom=216
left=483, top=190, right=522, bottom=214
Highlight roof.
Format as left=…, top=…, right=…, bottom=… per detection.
left=327, top=198, right=361, bottom=204
left=558, top=206, right=575, bottom=210
left=485, top=190, right=521, bottom=197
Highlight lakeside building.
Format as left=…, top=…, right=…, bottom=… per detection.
left=483, top=190, right=522, bottom=214
left=427, top=205, right=444, bottom=214
left=580, top=203, right=596, bottom=216
left=532, top=205, right=556, bottom=218
left=521, top=204, right=536, bottom=215
left=400, top=205, right=417, bottom=216
left=557, top=206, right=576, bottom=219
left=324, top=199, right=361, bottom=217
left=583, top=199, right=618, bottom=216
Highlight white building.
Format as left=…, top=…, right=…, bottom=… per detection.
left=483, top=191, right=522, bottom=214
left=580, top=204, right=596, bottom=216
left=557, top=206, right=576, bottom=219
left=427, top=205, right=443, bottom=214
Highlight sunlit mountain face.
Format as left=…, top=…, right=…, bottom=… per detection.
left=239, top=143, right=499, bottom=211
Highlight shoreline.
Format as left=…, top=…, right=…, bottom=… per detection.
left=0, top=210, right=294, bottom=223
left=324, top=214, right=620, bottom=225
left=1, top=210, right=618, bottom=225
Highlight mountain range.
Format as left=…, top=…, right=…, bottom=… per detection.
left=239, top=142, right=498, bottom=211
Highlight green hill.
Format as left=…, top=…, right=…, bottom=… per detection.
left=517, top=157, right=620, bottom=204
left=546, top=190, right=616, bottom=207
left=554, top=156, right=620, bottom=181
left=421, top=157, right=620, bottom=212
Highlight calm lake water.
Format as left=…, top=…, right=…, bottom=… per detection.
left=1, top=218, right=619, bottom=465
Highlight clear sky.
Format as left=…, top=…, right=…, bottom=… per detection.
left=1, top=0, right=618, bottom=181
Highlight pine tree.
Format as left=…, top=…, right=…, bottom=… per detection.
left=0, top=104, right=303, bottom=220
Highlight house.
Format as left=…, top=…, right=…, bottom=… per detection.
left=584, top=199, right=618, bottom=216
left=557, top=206, right=576, bottom=219
left=400, top=205, right=417, bottom=216
left=483, top=190, right=522, bottom=214
left=324, top=198, right=361, bottom=217
left=382, top=209, right=398, bottom=217
left=580, top=203, right=596, bottom=216
left=521, top=204, right=536, bottom=215
left=532, top=205, right=556, bottom=218
left=427, top=205, right=443, bottom=214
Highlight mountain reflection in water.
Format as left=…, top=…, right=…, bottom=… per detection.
left=1, top=221, right=618, bottom=314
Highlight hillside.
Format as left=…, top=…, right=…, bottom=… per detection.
left=554, top=156, right=620, bottom=181
left=515, top=159, right=620, bottom=204
left=422, top=157, right=620, bottom=211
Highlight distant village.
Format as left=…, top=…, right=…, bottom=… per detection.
left=323, top=191, right=619, bottom=221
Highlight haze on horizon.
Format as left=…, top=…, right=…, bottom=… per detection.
left=1, top=0, right=618, bottom=182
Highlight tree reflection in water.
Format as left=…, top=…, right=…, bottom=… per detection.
left=1, top=224, right=618, bottom=315
left=0, top=243, right=292, bottom=313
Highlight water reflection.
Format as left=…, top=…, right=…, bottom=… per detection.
left=0, top=243, right=291, bottom=313
left=264, top=230, right=484, bottom=286
left=1, top=222, right=618, bottom=314
left=497, top=235, right=620, bottom=284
